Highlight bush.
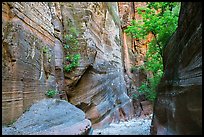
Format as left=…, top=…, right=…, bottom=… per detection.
left=130, top=66, right=137, bottom=73
left=138, top=75, right=161, bottom=102
left=64, top=53, right=80, bottom=72
left=45, top=90, right=58, bottom=98
left=63, top=21, right=80, bottom=73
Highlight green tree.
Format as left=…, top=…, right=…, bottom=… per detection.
left=125, top=2, right=180, bottom=101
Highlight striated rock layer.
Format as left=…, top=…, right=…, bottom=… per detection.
left=61, top=2, right=134, bottom=128
left=2, top=2, right=60, bottom=124
left=2, top=2, right=134, bottom=128
left=151, top=2, right=202, bottom=135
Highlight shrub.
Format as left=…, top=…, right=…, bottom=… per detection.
left=130, top=66, right=137, bottom=73
left=64, top=54, right=80, bottom=72
left=45, top=89, right=58, bottom=98
left=138, top=75, right=161, bottom=102
left=132, top=93, right=138, bottom=100
left=42, top=46, right=49, bottom=53
left=63, top=21, right=80, bottom=72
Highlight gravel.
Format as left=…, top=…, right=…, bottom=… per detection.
left=92, top=114, right=153, bottom=135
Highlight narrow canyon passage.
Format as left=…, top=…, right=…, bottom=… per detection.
left=93, top=115, right=152, bottom=135
left=2, top=2, right=202, bottom=135
left=92, top=104, right=153, bottom=135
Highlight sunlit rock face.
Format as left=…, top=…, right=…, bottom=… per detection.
left=61, top=2, right=134, bottom=128
left=151, top=2, right=202, bottom=135
left=2, top=2, right=134, bottom=129
left=118, top=2, right=152, bottom=117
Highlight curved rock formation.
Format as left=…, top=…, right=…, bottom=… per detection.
left=2, top=2, right=134, bottom=129
left=2, top=99, right=92, bottom=135
left=61, top=2, right=134, bottom=128
left=151, top=2, right=202, bottom=135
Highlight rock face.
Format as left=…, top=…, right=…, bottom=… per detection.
left=2, top=99, right=92, bottom=135
left=151, top=2, right=202, bottom=135
left=118, top=2, right=152, bottom=95
left=61, top=2, right=134, bottom=128
left=2, top=2, right=58, bottom=124
left=118, top=2, right=152, bottom=118
left=2, top=2, right=134, bottom=129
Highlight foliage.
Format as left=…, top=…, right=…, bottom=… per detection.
left=42, top=46, right=49, bottom=53
left=130, top=66, right=138, bottom=73
left=138, top=74, right=161, bottom=101
left=132, top=93, right=138, bottom=100
left=64, top=26, right=79, bottom=51
left=45, top=89, right=58, bottom=98
left=64, top=53, right=80, bottom=72
left=125, top=2, right=180, bottom=101
left=130, top=65, right=145, bottom=73
left=64, top=21, right=80, bottom=73
left=42, top=46, right=51, bottom=63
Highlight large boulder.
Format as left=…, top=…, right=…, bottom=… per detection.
left=2, top=99, right=92, bottom=135
left=151, top=2, right=202, bottom=135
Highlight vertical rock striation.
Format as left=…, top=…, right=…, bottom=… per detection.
left=2, top=2, right=134, bottom=129
left=60, top=2, right=134, bottom=128
left=151, top=2, right=202, bottom=135
left=2, top=2, right=57, bottom=124
left=118, top=2, right=152, bottom=117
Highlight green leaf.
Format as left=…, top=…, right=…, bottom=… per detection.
left=125, top=2, right=180, bottom=102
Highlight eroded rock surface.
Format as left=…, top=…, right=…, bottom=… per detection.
left=2, top=2, right=57, bottom=124
left=2, top=2, right=134, bottom=129
left=118, top=2, right=152, bottom=118
left=151, top=2, right=202, bottom=135
left=60, top=2, right=134, bottom=128
left=2, top=99, right=92, bottom=135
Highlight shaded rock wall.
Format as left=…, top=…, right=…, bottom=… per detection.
left=2, top=2, right=134, bottom=128
left=151, top=2, right=202, bottom=135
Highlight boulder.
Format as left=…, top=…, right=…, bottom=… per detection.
left=2, top=99, right=92, bottom=135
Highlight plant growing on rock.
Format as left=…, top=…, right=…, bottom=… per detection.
left=64, top=53, right=80, bottom=72
left=63, top=21, right=81, bottom=73
left=45, top=89, right=58, bottom=98
left=125, top=2, right=180, bottom=101
left=130, top=66, right=137, bottom=73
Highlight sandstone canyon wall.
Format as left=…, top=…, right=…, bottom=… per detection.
left=151, top=2, right=202, bottom=135
left=2, top=2, right=134, bottom=128
left=118, top=2, right=153, bottom=116
left=118, top=2, right=153, bottom=96
left=60, top=2, right=134, bottom=128
left=2, top=2, right=59, bottom=124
